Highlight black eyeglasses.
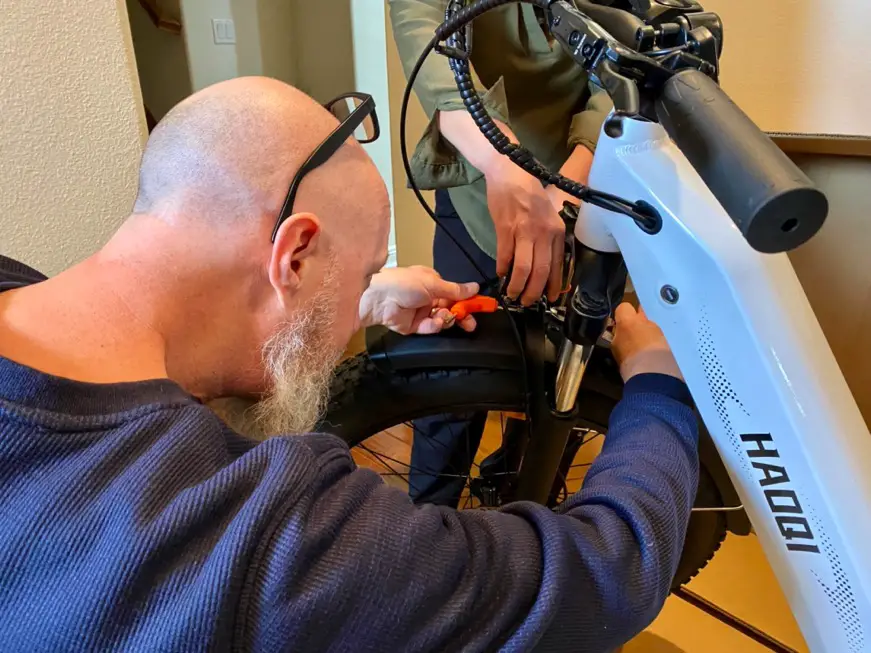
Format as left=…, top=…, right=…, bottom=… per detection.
left=271, top=92, right=380, bottom=242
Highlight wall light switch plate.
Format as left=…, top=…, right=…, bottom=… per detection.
left=212, top=18, right=236, bottom=45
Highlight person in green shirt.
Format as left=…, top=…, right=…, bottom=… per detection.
left=390, top=0, right=612, bottom=506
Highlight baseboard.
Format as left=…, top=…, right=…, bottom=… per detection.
left=771, top=133, right=871, bottom=158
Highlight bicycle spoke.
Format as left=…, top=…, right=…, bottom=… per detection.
left=442, top=416, right=482, bottom=472
left=357, top=444, right=426, bottom=496
left=464, top=416, right=471, bottom=487
left=358, top=412, right=532, bottom=510
left=580, top=431, right=603, bottom=446
left=556, top=470, right=569, bottom=504
left=357, top=444, right=409, bottom=478
left=550, top=430, right=606, bottom=504
left=360, top=444, right=470, bottom=479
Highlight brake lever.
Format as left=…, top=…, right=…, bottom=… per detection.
left=626, top=0, right=705, bottom=23
left=566, top=0, right=645, bottom=48
left=547, top=1, right=672, bottom=120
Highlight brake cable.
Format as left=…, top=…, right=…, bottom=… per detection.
left=396, top=0, right=665, bottom=433
left=439, top=0, right=661, bottom=230
left=397, top=4, right=537, bottom=423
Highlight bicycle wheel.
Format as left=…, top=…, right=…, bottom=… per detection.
left=321, top=353, right=727, bottom=589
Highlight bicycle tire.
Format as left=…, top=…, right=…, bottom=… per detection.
left=322, top=353, right=727, bottom=589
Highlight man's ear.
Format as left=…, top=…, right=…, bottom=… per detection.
left=268, top=213, right=322, bottom=305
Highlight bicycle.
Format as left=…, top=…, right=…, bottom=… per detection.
left=319, top=2, right=871, bottom=649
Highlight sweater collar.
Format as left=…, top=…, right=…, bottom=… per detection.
left=0, top=355, right=195, bottom=417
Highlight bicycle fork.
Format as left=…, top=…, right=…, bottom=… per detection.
left=514, top=238, right=627, bottom=504
left=556, top=241, right=628, bottom=410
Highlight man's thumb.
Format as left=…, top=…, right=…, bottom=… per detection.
left=438, top=280, right=479, bottom=301
left=614, top=302, right=637, bottom=325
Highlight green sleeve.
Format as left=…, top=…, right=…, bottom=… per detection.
left=567, top=83, right=613, bottom=153
left=388, top=0, right=509, bottom=120
left=389, top=0, right=510, bottom=190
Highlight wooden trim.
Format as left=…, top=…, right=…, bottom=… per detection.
left=138, top=0, right=182, bottom=35
left=770, top=134, right=871, bottom=158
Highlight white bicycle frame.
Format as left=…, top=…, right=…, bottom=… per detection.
left=577, top=116, right=871, bottom=652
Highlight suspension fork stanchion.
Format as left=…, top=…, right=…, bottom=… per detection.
left=515, top=237, right=629, bottom=504
left=555, top=340, right=596, bottom=413
left=514, top=308, right=580, bottom=505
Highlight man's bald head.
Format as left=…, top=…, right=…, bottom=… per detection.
left=134, top=77, right=336, bottom=223
left=109, top=77, right=391, bottom=405
left=132, top=77, right=389, bottom=268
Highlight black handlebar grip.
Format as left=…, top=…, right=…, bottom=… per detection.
left=655, top=70, right=828, bottom=253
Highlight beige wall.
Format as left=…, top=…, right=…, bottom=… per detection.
left=254, top=0, right=297, bottom=88
left=180, top=0, right=241, bottom=89
left=0, top=0, right=145, bottom=275
left=790, top=155, right=871, bottom=423
left=137, top=0, right=296, bottom=100
left=127, top=0, right=193, bottom=121
left=385, top=7, right=435, bottom=268
left=292, top=1, right=356, bottom=103
left=179, top=0, right=350, bottom=99
left=706, top=0, right=871, bottom=137
left=230, top=0, right=266, bottom=78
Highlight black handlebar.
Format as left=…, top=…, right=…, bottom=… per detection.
left=436, top=0, right=829, bottom=254
left=656, top=70, right=828, bottom=253
left=549, top=0, right=828, bottom=253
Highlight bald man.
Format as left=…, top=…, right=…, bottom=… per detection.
left=0, top=78, right=698, bottom=652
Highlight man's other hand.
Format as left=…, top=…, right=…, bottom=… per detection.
left=611, top=303, right=683, bottom=382
left=359, top=267, right=479, bottom=335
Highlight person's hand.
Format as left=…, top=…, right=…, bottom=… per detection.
left=359, top=266, right=480, bottom=335
left=611, top=303, right=683, bottom=382
left=437, top=111, right=564, bottom=306
left=485, top=158, right=565, bottom=305
left=548, top=145, right=594, bottom=216
left=547, top=187, right=577, bottom=220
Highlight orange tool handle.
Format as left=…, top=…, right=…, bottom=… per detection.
left=449, top=295, right=499, bottom=321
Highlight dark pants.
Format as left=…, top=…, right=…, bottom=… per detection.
left=408, top=191, right=496, bottom=508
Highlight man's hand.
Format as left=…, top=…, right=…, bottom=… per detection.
left=438, top=111, right=564, bottom=306
left=359, top=266, right=480, bottom=335
left=611, top=303, right=683, bottom=382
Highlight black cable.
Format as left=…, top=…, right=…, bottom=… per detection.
left=398, top=33, right=489, bottom=283
left=399, top=31, right=533, bottom=418
left=437, top=0, right=659, bottom=228
left=398, top=0, right=657, bottom=463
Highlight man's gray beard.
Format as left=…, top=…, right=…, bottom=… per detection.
left=209, top=281, right=343, bottom=439
left=251, top=287, right=343, bottom=437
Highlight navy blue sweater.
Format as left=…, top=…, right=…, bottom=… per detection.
left=0, top=256, right=698, bottom=652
